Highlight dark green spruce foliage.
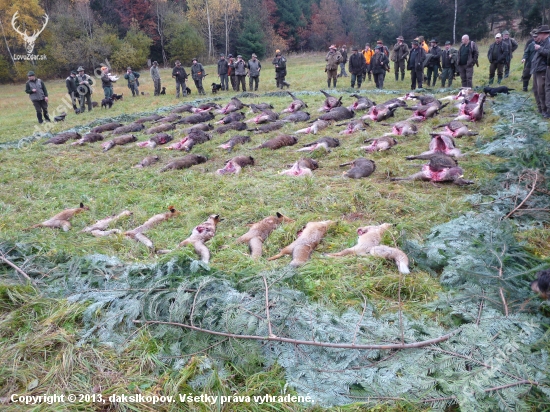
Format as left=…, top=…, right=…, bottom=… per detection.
left=237, top=19, right=267, bottom=59
left=1, top=95, right=550, bottom=410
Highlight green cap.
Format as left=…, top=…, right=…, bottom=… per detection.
left=27, top=71, right=35, bottom=76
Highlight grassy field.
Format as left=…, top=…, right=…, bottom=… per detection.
left=0, top=48, right=547, bottom=411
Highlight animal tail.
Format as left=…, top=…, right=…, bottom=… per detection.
left=370, top=246, right=410, bottom=274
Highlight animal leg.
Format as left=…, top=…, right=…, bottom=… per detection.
left=267, top=244, right=294, bottom=261
left=370, top=245, right=410, bottom=274
left=391, top=172, right=426, bottom=182
left=248, top=237, right=264, bottom=259
left=192, top=241, right=211, bottom=263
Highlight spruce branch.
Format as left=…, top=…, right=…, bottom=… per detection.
left=502, top=170, right=539, bottom=220
left=262, top=275, right=275, bottom=338
left=133, top=319, right=462, bottom=350
left=0, top=252, right=37, bottom=286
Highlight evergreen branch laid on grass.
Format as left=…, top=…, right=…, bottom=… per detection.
left=0, top=252, right=36, bottom=286
left=132, top=319, right=462, bottom=350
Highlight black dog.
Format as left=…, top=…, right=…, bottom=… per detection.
left=101, top=97, right=114, bottom=109
left=54, top=112, right=66, bottom=122
left=211, top=83, right=222, bottom=94
left=186, top=86, right=192, bottom=95
left=160, top=87, right=166, bottom=95
left=112, top=93, right=123, bottom=101
left=483, top=86, right=515, bottom=97
left=531, top=269, right=550, bottom=300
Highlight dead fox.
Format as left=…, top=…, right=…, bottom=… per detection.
left=327, top=223, right=410, bottom=274
left=81, top=210, right=133, bottom=236
left=236, top=212, right=294, bottom=258
left=124, top=207, right=180, bottom=249
left=178, top=214, right=220, bottom=263
left=25, top=203, right=89, bottom=231
left=268, top=220, right=335, bottom=266
left=326, top=223, right=392, bottom=257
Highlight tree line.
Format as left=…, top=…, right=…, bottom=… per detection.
left=0, top=0, right=547, bottom=82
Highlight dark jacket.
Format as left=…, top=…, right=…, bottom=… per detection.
left=101, top=73, right=113, bottom=88
left=172, top=65, right=188, bottom=82
left=487, top=41, right=510, bottom=64
left=502, top=37, right=519, bottom=58
left=191, top=62, right=205, bottom=80
left=234, top=59, right=247, bottom=76
left=76, top=73, right=93, bottom=95
left=272, top=55, right=287, bottom=75
left=391, top=42, right=409, bottom=62
left=65, top=75, right=78, bottom=94
left=371, top=52, right=389, bottom=74
left=427, top=46, right=441, bottom=67
left=348, top=52, right=366, bottom=74
left=457, top=41, right=479, bottom=67
left=407, top=46, right=426, bottom=71
left=531, top=37, right=550, bottom=74
left=522, top=38, right=536, bottom=69
left=25, top=78, right=48, bottom=101
left=440, top=47, right=458, bottom=68
left=217, top=58, right=229, bottom=75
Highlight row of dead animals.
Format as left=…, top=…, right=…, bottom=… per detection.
left=24, top=203, right=550, bottom=298
left=44, top=89, right=486, bottom=147
left=24, top=205, right=409, bottom=273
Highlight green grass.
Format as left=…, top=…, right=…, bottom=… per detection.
left=0, top=49, right=546, bottom=411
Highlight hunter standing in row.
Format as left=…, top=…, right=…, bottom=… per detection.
left=191, top=58, right=206, bottom=95
left=26, top=71, right=50, bottom=123
left=124, top=67, right=140, bottom=97
left=521, top=30, right=538, bottom=91
left=76, top=66, right=93, bottom=111
left=502, top=30, right=518, bottom=78
left=391, top=36, right=409, bottom=81
left=234, top=55, right=247, bottom=91
left=101, top=66, right=114, bottom=99
left=65, top=70, right=78, bottom=111
left=362, top=43, right=374, bottom=82
left=440, top=41, right=457, bottom=88
left=150, top=61, right=161, bottom=96
left=338, top=45, right=348, bottom=77
left=248, top=54, right=261, bottom=91
left=426, top=39, right=441, bottom=87
left=371, top=45, right=389, bottom=89
left=487, top=33, right=510, bottom=85
left=457, top=34, right=479, bottom=88
left=172, top=60, right=188, bottom=97
left=348, top=47, right=366, bottom=88
left=273, top=50, right=288, bottom=89
left=325, top=45, right=342, bottom=88
left=217, top=54, right=229, bottom=91
left=408, top=40, right=426, bottom=90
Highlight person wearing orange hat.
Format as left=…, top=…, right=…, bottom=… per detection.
left=325, top=44, right=342, bottom=88
left=272, top=49, right=288, bottom=89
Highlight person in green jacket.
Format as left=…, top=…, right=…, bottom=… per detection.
left=76, top=66, right=94, bottom=112
left=25, top=71, right=50, bottom=123
left=124, top=67, right=140, bottom=97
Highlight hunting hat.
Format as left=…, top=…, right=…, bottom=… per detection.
left=376, top=40, right=383, bottom=44
left=374, top=45, right=382, bottom=50
left=531, top=29, right=538, bottom=36
left=237, top=55, right=242, bottom=58
left=251, top=53, right=257, bottom=57
left=396, top=36, right=404, bottom=41
left=445, top=40, right=451, bottom=45
left=352, top=47, right=358, bottom=51
left=27, top=70, right=35, bottom=76
left=342, top=44, right=347, bottom=48
left=495, top=33, right=502, bottom=38
left=70, top=70, right=77, bottom=75
left=430, top=38, right=438, bottom=43
left=538, top=25, right=550, bottom=33
left=502, top=30, right=510, bottom=35
left=153, top=61, right=158, bottom=65
left=411, top=40, right=419, bottom=45
left=77, top=66, right=85, bottom=71
left=175, top=60, right=181, bottom=64
left=228, top=54, right=233, bottom=58
left=220, top=53, right=225, bottom=56
left=365, top=43, right=371, bottom=47
left=192, top=58, right=197, bottom=61
left=127, top=66, right=132, bottom=70
left=329, top=44, right=336, bottom=49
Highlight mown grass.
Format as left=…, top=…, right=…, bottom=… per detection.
left=0, top=48, right=546, bottom=411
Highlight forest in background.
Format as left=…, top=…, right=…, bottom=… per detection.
left=0, top=0, right=548, bottom=82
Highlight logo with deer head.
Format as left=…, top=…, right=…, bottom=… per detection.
left=11, top=11, right=49, bottom=54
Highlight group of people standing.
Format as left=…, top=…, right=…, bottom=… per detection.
left=215, top=53, right=266, bottom=92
